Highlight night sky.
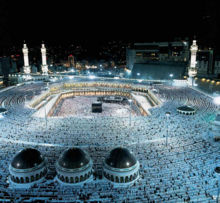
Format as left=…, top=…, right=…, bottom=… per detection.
left=1, top=0, right=220, bottom=54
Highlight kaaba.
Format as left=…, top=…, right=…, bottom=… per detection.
left=92, top=102, right=102, bottom=113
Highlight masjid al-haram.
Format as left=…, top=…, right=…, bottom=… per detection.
left=0, top=77, right=219, bottom=202
left=0, top=41, right=219, bottom=202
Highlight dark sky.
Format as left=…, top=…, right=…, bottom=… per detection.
left=1, top=0, right=220, bottom=52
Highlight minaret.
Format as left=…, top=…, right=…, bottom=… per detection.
left=22, top=42, right=31, bottom=75
left=188, top=40, right=198, bottom=86
left=41, top=42, right=48, bottom=75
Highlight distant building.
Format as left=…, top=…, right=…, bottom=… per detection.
left=127, top=41, right=220, bottom=79
left=68, top=55, right=75, bottom=67
left=196, top=49, right=214, bottom=77
left=126, top=41, right=189, bottom=70
left=214, top=60, right=220, bottom=78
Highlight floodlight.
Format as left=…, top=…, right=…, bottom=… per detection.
left=89, top=75, right=96, bottom=79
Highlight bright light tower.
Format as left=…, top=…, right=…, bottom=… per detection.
left=128, top=99, right=132, bottom=126
left=165, top=112, right=171, bottom=146
left=137, top=72, right=140, bottom=76
left=215, top=167, right=220, bottom=203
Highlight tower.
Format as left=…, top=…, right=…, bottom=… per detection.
left=188, top=40, right=198, bottom=86
left=41, top=43, right=48, bottom=75
left=22, top=43, right=31, bottom=75
left=68, top=54, right=75, bottom=67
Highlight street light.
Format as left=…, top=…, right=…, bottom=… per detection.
left=169, top=74, right=173, bottom=85
left=215, top=167, right=220, bottom=202
left=128, top=99, right=132, bottom=126
left=165, top=112, right=171, bottom=146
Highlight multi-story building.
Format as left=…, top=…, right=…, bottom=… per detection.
left=126, top=41, right=189, bottom=70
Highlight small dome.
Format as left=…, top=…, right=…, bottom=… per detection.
left=11, top=148, right=44, bottom=170
left=58, top=148, right=90, bottom=169
left=105, top=147, right=137, bottom=169
left=177, top=106, right=195, bottom=112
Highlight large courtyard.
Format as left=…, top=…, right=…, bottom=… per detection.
left=51, top=96, right=138, bottom=118
left=0, top=79, right=219, bottom=202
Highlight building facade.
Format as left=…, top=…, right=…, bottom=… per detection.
left=126, top=41, right=189, bottom=70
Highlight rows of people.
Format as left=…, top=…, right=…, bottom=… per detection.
left=0, top=82, right=219, bottom=202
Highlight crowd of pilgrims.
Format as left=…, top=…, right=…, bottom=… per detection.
left=0, top=82, right=219, bottom=202
left=52, top=96, right=136, bottom=118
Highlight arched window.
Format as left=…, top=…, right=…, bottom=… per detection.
left=80, top=175, right=84, bottom=182
left=125, top=176, right=129, bottom=183
left=130, top=175, right=133, bottom=181
left=116, top=176, right=119, bottom=183
left=20, top=177, right=24, bottom=183
left=25, top=177, right=29, bottom=183
left=62, top=176, right=65, bottom=181
left=31, top=176, right=34, bottom=182
left=16, top=177, right=19, bottom=183
left=75, top=176, right=79, bottom=183
left=65, top=176, right=69, bottom=183
left=120, top=176, right=124, bottom=183
left=70, top=177, right=74, bottom=183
